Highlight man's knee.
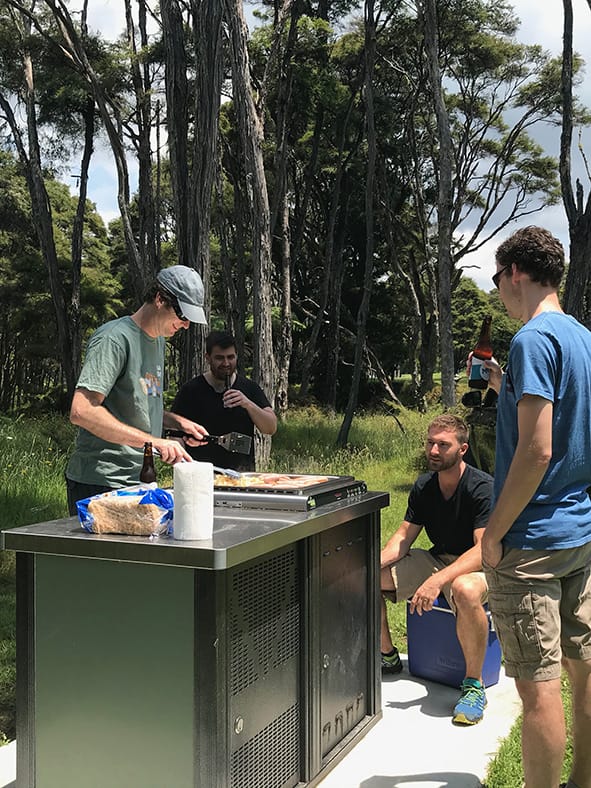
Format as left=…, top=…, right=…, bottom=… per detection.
left=515, top=676, right=562, bottom=710
left=451, top=574, right=486, bottom=608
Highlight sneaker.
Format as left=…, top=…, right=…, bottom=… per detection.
left=381, top=647, right=403, bottom=674
left=452, top=678, right=487, bottom=725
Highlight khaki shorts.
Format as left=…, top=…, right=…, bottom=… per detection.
left=390, top=548, right=488, bottom=612
left=484, top=541, right=591, bottom=681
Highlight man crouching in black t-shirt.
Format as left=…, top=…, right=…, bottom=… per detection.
left=380, top=414, right=493, bottom=726
left=171, top=331, right=277, bottom=471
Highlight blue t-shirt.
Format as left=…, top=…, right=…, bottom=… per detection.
left=494, top=311, right=591, bottom=549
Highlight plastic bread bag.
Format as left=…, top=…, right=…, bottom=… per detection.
left=77, top=487, right=174, bottom=537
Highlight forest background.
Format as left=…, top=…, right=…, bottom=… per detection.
left=1, top=0, right=591, bottom=447
left=0, top=0, right=590, bottom=769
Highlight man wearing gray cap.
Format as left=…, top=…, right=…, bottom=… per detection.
left=65, top=265, right=209, bottom=514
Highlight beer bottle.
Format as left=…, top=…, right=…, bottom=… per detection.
left=140, top=441, right=157, bottom=484
left=223, top=373, right=231, bottom=408
left=468, top=315, right=493, bottom=390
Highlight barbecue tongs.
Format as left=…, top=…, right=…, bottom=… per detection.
left=166, top=429, right=252, bottom=455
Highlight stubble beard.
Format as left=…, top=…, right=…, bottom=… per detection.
left=427, top=449, right=462, bottom=473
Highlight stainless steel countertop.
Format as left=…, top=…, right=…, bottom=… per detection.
left=1, top=491, right=389, bottom=570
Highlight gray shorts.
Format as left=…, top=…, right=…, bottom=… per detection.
left=484, top=541, right=591, bottom=681
left=390, top=548, right=487, bottom=612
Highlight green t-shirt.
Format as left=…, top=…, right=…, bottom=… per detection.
left=66, top=316, right=165, bottom=487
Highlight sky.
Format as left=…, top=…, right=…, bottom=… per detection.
left=459, top=0, right=591, bottom=291
left=76, top=0, right=591, bottom=292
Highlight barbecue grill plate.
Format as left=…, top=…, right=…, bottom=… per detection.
left=213, top=474, right=367, bottom=511
left=214, top=473, right=354, bottom=495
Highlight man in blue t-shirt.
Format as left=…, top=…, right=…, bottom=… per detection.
left=381, top=414, right=494, bottom=725
left=481, top=226, right=591, bottom=788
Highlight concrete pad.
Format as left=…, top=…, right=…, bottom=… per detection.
left=0, top=659, right=520, bottom=788
left=0, top=740, right=15, bottom=788
left=317, top=656, right=521, bottom=788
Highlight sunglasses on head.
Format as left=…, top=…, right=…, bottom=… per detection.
left=492, top=263, right=512, bottom=289
left=160, top=289, right=187, bottom=321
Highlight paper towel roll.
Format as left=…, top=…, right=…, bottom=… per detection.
left=173, top=461, right=214, bottom=540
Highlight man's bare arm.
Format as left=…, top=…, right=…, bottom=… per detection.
left=70, top=388, right=194, bottom=464
left=381, top=520, right=422, bottom=568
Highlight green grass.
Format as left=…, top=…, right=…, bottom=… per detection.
left=0, top=405, right=576, bottom=785
left=0, top=414, right=74, bottom=741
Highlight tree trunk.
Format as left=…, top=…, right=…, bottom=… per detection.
left=262, top=0, right=298, bottom=237
left=70, top=94, right=95, bottom=381
left=323, top=184, right=350, bottom=411
left=224, top=0, right=275, bottom=466
left=275, top=194, right=293, bottom=418
left=125, top=0, right=158, bottom=282
left=299, top=90, right=358, bottom=399
left=177, top=1, right=224, bottom=384
left=337, top=0, right=377, bottom=447
left=422, top=0, right=455, bottom=407
left=0, top=53, right=76, bottom=403
left=560, top=0, right=591, bottom=326
left=46, top=0, right=146, bottom=301
left=161, top=0, right=189, bottom=268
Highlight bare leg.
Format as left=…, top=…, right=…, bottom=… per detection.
left=380, top=595, right=394, bottom=653
left=380, top=565, right=396, bottom=653
left=562, top=657, right=591, bottom=788
left=516, top=677, right=565, bottom=788
left=452, top=574, right=489, bottom=681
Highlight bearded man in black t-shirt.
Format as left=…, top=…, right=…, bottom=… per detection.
left=380, top=414, right=493, bottom=726
left=171, top=331, right=277, bottom=471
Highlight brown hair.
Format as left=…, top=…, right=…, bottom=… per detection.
left=428, top=414, right=469, bottom=445
left=495, top=226, right=565, bottom=288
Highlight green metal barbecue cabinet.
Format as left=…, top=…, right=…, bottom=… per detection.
left=2, top=477, right=387, bottom=788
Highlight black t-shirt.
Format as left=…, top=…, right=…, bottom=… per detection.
left=171, top=373, right=272, bottom=471
left=404, top=465, right=493, bottom=556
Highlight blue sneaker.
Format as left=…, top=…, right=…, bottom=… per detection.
left=452, top=678, right=486, bottom=725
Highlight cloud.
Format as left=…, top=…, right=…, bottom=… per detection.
left=86, top=0, right=126, bottom=41
left=459, top=202, right=570, bottom=292
left=512, top=0, right=591, bottom=53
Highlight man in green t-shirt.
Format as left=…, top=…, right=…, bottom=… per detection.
left=66, top=265, right=209, bottom=514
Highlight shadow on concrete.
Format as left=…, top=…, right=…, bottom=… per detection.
left=360, top=772, right=481, bottom=787
left=382, top=673, right=458, bottom=720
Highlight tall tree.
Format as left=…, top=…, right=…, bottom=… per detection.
left=0, top=150, right=116, bottom=411
left=41, top=0, right=148, bottom=301
left=421, top=0, right=455, bottom=408
left=224, top=0, right=275, bottom=464
left=0, top=4, right=78, bottom=399
left=337, top=0, right=377, bottom=446
left=560, top=0, right=591, bottom=326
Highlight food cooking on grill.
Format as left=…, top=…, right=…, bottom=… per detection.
left=214, top=473, right=330, bottom=489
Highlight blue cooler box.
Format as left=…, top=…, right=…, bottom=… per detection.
left=406, top=596, right=501, bottom=688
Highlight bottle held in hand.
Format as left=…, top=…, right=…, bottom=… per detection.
left=469, top=316, right=493, bottom=390
left=140, top=441, right=157, bottom=484
left=223, top=374, right=231, bottom=408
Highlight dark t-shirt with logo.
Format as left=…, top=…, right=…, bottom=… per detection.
left=171, top=373, right=272, bottom=471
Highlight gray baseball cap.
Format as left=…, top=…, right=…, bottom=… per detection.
left=156, top=265, right=206, bottom=324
